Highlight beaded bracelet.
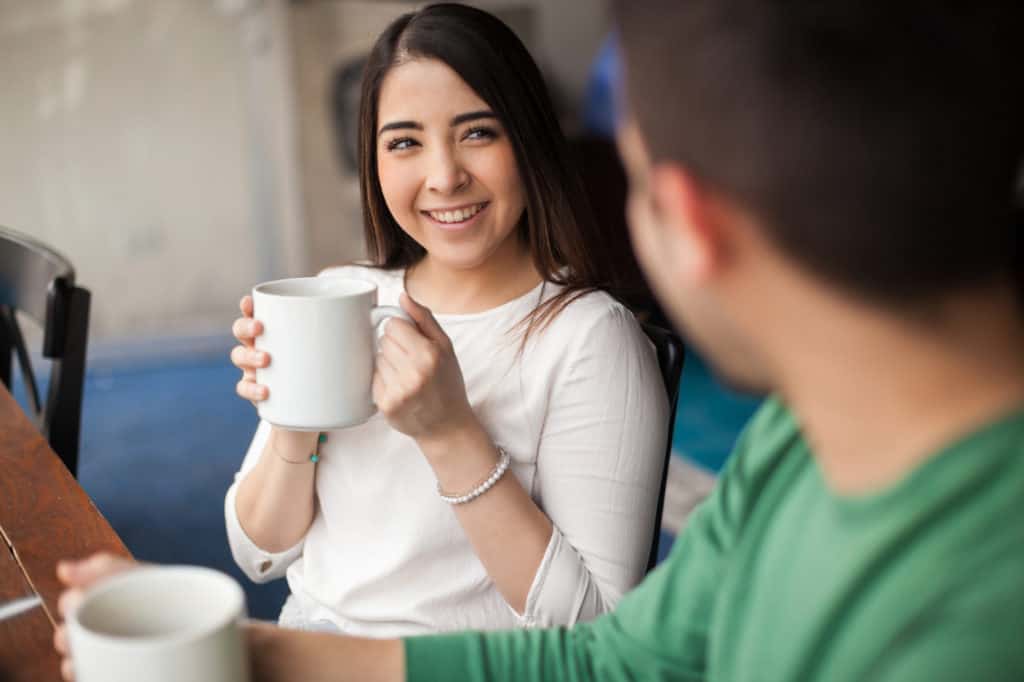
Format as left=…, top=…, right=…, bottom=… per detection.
left=275, top=433, right=327, bottom=464
left=437, top=448, right=511, bottom=505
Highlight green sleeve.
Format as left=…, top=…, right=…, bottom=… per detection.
left=404, top=400, right=793, bottom=682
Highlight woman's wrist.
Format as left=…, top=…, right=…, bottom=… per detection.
left=415, top=416, right=501, bottom=493
left=268, top=427, right=319, bottom=464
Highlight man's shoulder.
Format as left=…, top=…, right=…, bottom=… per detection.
left=685, top=398, right=810, bottom=537
left=727, top=397, right=807, bottom=480
left=742, top=397, right=800, bottom=445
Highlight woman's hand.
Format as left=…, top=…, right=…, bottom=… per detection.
left=373, top=293, right=478, bottom=446
left=229, top=296, right=313, bottom=453
left=231, top=295, right=271, bottom=403
left=53, top=553, right=141, bottom=681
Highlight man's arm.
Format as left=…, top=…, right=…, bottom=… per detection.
left=245, top=623, right=405, bottom=682
left=55, top=463, right=736, bottom=682
left=58, top=403, right=787, bottom=682
left=400, top=498, right=728, bottom=682
left=222, top=448, right=744, bottom=682
left=399, top=400, right=786, bottom=682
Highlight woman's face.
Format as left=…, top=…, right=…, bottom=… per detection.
left=376, top=58, right=527, bottom=271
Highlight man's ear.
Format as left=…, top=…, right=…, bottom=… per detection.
left=649, top=162, right=725, bottom=283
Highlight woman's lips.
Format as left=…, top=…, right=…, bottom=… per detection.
left=421, top=201, right=489, bottom=231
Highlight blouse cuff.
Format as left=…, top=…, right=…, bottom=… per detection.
left=512, top=526, right=595, bottom=628
left=224, top=482, right=304, bottom=583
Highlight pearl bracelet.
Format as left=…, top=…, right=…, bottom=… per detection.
left=437, top=447, right=511, bottom=505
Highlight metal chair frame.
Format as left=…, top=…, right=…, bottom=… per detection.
left=641, top=322, right=686, bottom=572
left=0, top=226, right=90, bottom=476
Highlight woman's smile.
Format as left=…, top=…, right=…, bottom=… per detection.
left=421, top=201, right=490, bottom=231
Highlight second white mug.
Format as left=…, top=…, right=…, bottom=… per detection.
left=252, top=276, right=407, bottom=431
left=67, top=566, right=250, bottom=682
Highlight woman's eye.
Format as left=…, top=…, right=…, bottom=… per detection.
left=385, top=137, right=418, bottom=152
left=463, top=126, right=498, bottom=142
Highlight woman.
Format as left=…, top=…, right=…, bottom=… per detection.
left=226, top=2, right=668, bottom=637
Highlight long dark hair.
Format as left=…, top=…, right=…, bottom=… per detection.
left=359, top=2, right=615, bottom=339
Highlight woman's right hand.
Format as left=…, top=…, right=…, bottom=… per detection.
left=231, top=295, right=270, bottom=403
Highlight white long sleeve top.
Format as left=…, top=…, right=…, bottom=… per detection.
left=224, top=265, right=669, bottom=637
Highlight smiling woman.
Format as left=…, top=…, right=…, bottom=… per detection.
left=222, top=2, right=670, bottom=638
left=358, top=3, right=616, bottom=327
left=374, top=59, right=529, bottom=294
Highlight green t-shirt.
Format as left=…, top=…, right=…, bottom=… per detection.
left=405, top=399, right=1024, bottom=681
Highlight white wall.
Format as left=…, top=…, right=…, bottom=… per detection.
left=0, top=0, right=609, bottom=344
left=0, top=0, right=302, bottom=342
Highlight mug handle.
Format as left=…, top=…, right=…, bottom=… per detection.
left=370, top=305, right=413, bottom=335
left=370, top=306, right=413, bottom=409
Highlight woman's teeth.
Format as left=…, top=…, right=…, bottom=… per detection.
left=428, top=203, right=485, bottom=224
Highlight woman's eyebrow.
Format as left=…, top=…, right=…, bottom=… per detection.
left=451, top=110, right=496, bottom=126
left=377, top=111, right=496, bottom=137
left=378, top=120, right=423, bottom=136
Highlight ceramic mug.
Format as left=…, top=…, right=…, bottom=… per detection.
left=67, top=565, right=249, bottom=682
left=252, top=276, right=408, bottom=430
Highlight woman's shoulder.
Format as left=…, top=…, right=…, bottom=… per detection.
left=535, top=288, right=650, bottom=354
left=549, top=287, right=636, bottom=325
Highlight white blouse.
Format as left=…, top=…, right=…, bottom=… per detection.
left=225, top=265, right=669, bottom=637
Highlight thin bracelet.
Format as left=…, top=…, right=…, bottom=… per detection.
left=437, top=448, right=511, bottom=505
left=275, top=433, right=327, bottom=464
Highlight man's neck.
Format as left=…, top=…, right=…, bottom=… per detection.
left=776, top=286, right=1024, bottom=496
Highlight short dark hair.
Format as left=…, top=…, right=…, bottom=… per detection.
left=613, top=1, right=1024, bottom=304
left=359, top=3, right=615, bottom=338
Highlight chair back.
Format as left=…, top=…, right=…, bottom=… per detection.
left=641, top=322, right=685, bottom=572
left=0, top=226, right=90, bottom=475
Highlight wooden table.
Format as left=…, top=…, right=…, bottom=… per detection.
left=0, top=385, right=130, bottom=681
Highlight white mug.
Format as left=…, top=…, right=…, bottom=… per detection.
left=252, top=276, right=408, bottom=430
left=67, top=566, right=250, bottom=682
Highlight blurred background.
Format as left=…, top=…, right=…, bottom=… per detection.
left=2, top=0, right=758, bottom=620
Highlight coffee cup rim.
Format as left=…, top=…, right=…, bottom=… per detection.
left=253, top=276, right=377, bottom=299
left=68, top=565, right=245, bottom=650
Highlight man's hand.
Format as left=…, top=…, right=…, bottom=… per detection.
left=53, top=553, right=141, bottom=681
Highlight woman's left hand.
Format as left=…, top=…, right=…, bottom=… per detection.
left=373, top=293, right=477, bottom=444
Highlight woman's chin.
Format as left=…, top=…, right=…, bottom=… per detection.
left=426, top=251, right=492, bottom=272
left=416, top=224, right=522, bottom=273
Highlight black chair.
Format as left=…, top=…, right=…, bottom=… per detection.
left=641, top=322, right=686, bottom=573
left=0, top=226, right=91, bottom=476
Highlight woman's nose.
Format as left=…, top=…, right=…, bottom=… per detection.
left=425, top=147, right=470, bottom=195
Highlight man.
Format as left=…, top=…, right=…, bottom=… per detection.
left=56, top=1, right=1024, bottom=680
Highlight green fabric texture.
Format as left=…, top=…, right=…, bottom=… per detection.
left=405, top=399, right=1024, bottom=681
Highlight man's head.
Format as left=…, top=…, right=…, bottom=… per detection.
left=612, top=1, right=1024, bottom=389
